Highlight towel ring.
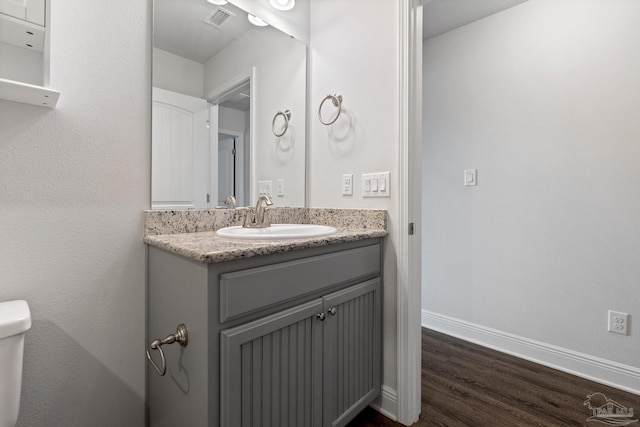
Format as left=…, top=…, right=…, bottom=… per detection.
left=272, top=110, right=291, bottom=137
left=146, top=324, right=188, bottom=376
left=318, top=93, right=342, bottom=125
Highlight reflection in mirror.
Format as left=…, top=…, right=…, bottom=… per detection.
left=152, top=0, right=307, bottom=210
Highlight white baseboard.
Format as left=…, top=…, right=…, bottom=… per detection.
left=370, top=385, right=398, bottom=421
left=422, top=310, right=640, bottom=396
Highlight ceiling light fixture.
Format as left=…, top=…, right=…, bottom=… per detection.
left=207, top=0, right=228, bottom=5
left=247, top=14, right=268, bottom=27
left=269, top=0, right=295, bottom=11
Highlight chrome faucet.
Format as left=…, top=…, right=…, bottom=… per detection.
left=255, top=195, right=273, bottom=225
left=224, top=195, right=237, bottom=209
left=243, top=195, right=273, bottom=228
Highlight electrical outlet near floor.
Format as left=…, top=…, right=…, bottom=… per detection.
left=608, top=310, right=629, bottom=335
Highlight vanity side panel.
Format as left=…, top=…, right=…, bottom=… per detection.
left=148, top=247, right=210, bottom=426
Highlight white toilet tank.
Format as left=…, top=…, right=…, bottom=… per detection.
left=0, top=300, right=31, bottom=427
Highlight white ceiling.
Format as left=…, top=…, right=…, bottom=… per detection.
left=423, top=0, right=529, bottom=40
left=154, top=0, right=530, bottom=64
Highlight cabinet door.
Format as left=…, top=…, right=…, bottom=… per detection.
left=220, top=299, right=324, bottom=427
left=0, top=0, right=45, bottom=25
left=0, top=0, right=26, bottom=21
left=323, top=279, right=381, bottom=427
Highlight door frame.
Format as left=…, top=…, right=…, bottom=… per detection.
left=396, top=0, right=423, bottom=425
left=206, top=67, right=257, bottom=202
left=218, top=128, right=246, bottom=206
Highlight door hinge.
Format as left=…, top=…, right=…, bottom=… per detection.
left=205, top=120, right=211, bottom=129
left=408, top=222, right=414, bottom=235
left=232, top=148, right=236, bottom=156
left=206, top=194, right=210, bottom=203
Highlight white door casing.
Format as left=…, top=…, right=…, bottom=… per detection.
left=218, top=135, right=235, bottom=206
left=396, top=0, right=423, bottom=425
left=206, top=67, right=255, bottom=204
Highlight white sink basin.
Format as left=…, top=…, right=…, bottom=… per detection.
left=216, top=224, right=337, bottom=240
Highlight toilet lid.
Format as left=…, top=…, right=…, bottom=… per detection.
left=0, top=300, right=31, bottom=339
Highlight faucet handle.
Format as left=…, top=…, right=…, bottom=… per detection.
left=239, top=207, right=254, bottom=227
left=260, top=206, right=273, bottom=227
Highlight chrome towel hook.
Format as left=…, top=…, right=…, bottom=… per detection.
left=272, top=110, right=291, bottom=137
left=318, top=93, right=342, bottom=125
left=146, top=324, right=188, bottom=376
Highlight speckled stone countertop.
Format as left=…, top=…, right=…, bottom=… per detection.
left=143, top=208, right=388, bottom=263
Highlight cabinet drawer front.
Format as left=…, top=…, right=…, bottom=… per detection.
left=220, top=243, right=380, bottom=323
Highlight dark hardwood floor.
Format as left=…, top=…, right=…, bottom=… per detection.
left=347, top=328, right=639, bottom=427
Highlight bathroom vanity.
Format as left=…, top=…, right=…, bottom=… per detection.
left=144, top=208, right=387, bottom=427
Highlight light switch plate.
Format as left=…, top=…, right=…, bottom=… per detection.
left=258, top=180, right=273, bottom=197
left=362, top=172, right=390, bottom=197
left=464, top=169, right=477, bottom=186
left=276, top=179, right=285, bottom=197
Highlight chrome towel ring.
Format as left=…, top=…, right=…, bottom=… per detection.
left=146, top=324, right=188, bottom=376
left=272, top=110, right=291, bottom=137
left=318, top=93, right=343, bottom=125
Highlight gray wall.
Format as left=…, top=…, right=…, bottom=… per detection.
left=0, top=0, right=150, bottom=425
left=422, top=0, right=640, bottom=374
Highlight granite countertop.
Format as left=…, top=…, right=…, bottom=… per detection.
left=143, top=207, right=388, bottom=263
left=143, top=227, right=387, bottom=263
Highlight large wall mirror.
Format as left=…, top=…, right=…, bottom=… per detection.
left=152, top=0, right=307, bottom=209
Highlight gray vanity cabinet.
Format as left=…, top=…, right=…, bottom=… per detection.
left=148, top=238, right=382, bottom=427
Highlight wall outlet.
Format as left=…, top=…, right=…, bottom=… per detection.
left=608, top=310, right=629, bottom=335
left=342, top=174, right=353, bottom=196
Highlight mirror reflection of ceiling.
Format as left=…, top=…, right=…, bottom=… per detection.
left=154, top=0, right=253, bottom=63
left=220, top=82, right=250, bottom=112
left=423, top=0, right=529, bottom=40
